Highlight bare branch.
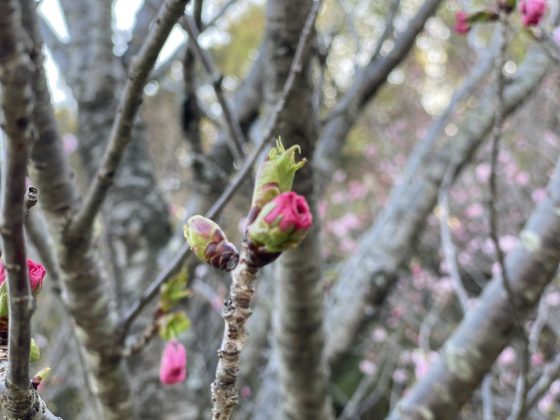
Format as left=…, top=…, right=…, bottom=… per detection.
left=0, top=2, right=58, bottom=419
left=0, top=0, right=35, bottom=399
left=183, top=14, right=245, bottom=160
left=387, top=155, right=560, bottom=420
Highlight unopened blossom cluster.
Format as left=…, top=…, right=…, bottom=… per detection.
left=454, top=0, right=548, bottom=35
left=162, top=139, right=313, bottom=386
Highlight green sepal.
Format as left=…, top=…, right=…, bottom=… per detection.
left=30, top=337, right=40, bottom=362
left=0, top=282, right=8, bottom=319
left=159, top=266, right=190, bottom=313
left=158, top=312, right=191, bottom=341
left=251, top=138, right=306, bottom=209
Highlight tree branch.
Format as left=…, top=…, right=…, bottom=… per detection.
left=324, top=45, right=552, bottom=365
left=69, top=0, right=191, bottom=237
left=387, top=155, right=560, bottom=419
left=0, top=2, right=59, bottom=418
left=183, top=14, right=245, bottom=160
left=0, top=0, right=35, bottom=399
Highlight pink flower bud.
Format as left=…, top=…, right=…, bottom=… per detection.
left=247, top=192, right=313, bottom=254
left=0, top=259, right=46, bottom=296
left=455, top=11, right=470, bottom=34
left=520, top=0, right=546, bottom=27
left=159, top=340, right=187, bottom=385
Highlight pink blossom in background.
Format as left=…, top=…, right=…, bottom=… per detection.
left=331, top=190, right=346, bottom=204
left=554, top=27, right=560, bottom=45
left=372, top=327, right=387, bottom=342
left=465, top=203, right=485, bottom=219
left=543, top=130, right=559, bottom=146
left=159, top=340, right=187, bottom=385
left=241, top=386, right=252, bottom=399
left=62, top=133, right=78, bottom=155
left=392, top=369, right=409, bottom=384
left=359, top=359, right=377, bottom=376
left=519, top=0, right=547, bottom=27
left=498, top=346, right=516, bottom=365
left=545, top=291, right=560, bottom=306
left=454, top=11, right=470, bottom=34
left=514, top=171, right=530, bottom=186
left=499, top=235, right=518, bottom=253
left=327, top=213, right=362, bottom=237
left=333, top=170, right=347, bottom=183
left=531, top=352, right=544, bottom=366
left=349, top=181, right=368, bottom=200
left=339, top=237, right=358, bottom=254
left=317, top=200, right=327, bottom=219
left=531, top=188, right=547, bottom=203
left=365, top=144, right=377, bottom=158
left=475, top=163, right=491, bottom=182
left=538, top=392, right=553, bottom=413
left=411, top=350, right=438, bottom=381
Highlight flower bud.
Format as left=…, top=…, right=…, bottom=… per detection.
left=454, top=11, right=470, bottom=34
left=159, top=340, right=187, bottom=385
left=32, top=367, right=52, bottom=390
left=184, top=216, right=239, bottom=271
left=520, top=0, right=546, bottom=27
left=0, top=259, right=46, bottom=298
left=247, top=192, right=313, bottom=254
left=251, top=138, right=306, bottom=211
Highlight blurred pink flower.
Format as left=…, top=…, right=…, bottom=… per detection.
left=475, top=163, right=491, bottom=182
left=499, top=235, right=518, bottom=253
left=159, top=340, right=187, bottom=385
left=498, top=347, right=516, bottom=365
left=454, top=11, right=470, bottom=34
left=531, top=352, right=544, bottom=366
left=465, top=203, right=485, bottom=219
left=519, top=0, right=547, bottom=27
left=359, top=359, right=377, bottom=376
left=241, top=386, right=252, bottom=399
left=545, top=291, right=560, bottom=306
left=62, top=133, right=78, bottom=155
left=554, top=27, right=560, bottom=45
left=531, top=188, right=547, bottom=203
left=392, top=369, right=408, bottom=384
left=349, top=181, right=368, bottom=200
left=514, top=171, right=530, bottom=186
left=372, top=328, right=387, bottom=342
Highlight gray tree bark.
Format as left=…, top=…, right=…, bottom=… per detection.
left=264, top=1, right=333, bottom=419
left=325, top=47, right=552, bottom=364
left=387, top=154, right=560, bottom=419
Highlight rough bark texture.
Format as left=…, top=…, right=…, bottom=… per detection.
left=211, top=243, right=260, bottom=420
left=25, top=2, right=136, bottom=417
left=387, top=156, right=560, bottom=420
left=0, top=1, right=37, bottom=416
left=324, top=47, right=552, bottom=364
left=264, top=1, right=333, bottom=419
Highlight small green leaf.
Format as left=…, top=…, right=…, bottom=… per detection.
left=158, top=312, right=191, bottom=341
left=30, top=338, right=40, bottom=362
left=159, top=267, right=190, bottom=312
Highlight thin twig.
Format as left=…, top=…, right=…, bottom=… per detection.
left=486, top=16, right=529, bottom=420
left=369, top=0, right=401, bottom=64
left=482, top=375, right=495, bottom=420
left=438, top=174, right=470, bottom=313
left=120, top=0, right=323, bottom=337
left=183, top=14, right=245, bottom=160
left=68, top=0, right=191, bottom=237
